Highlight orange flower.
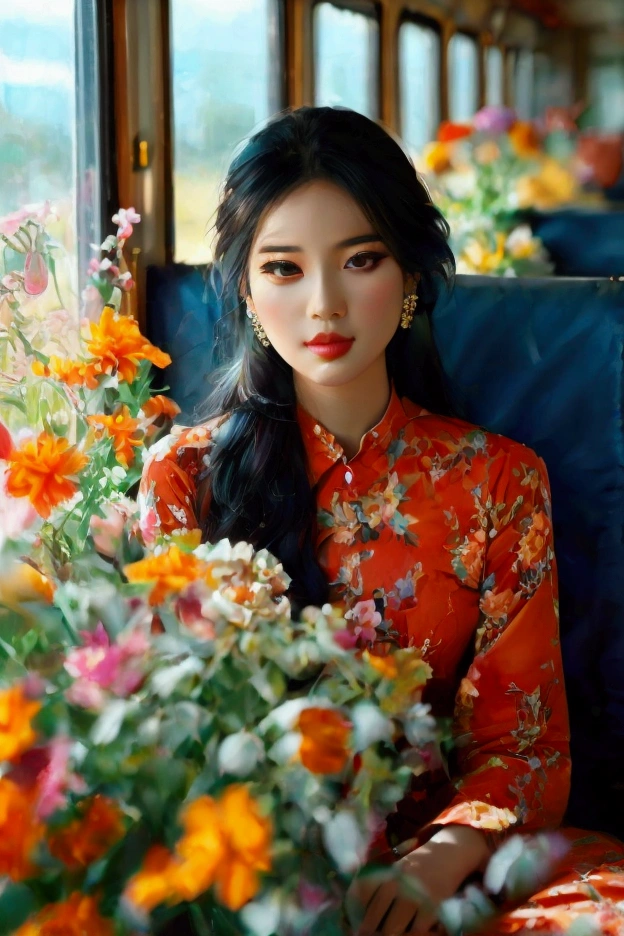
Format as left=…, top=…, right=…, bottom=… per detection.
left=176, top=786, right=272, bottom=911
left=509, top=120, right=541, bottom=157
left=6, top=433, right=88, bottom=518
left=438, top=121, right=473, bottom=143
left=297, top=707, right=351, bottom=775
left=87, top=405, right=143, bottom=468
left=125, top=844, right=179, bottom=913
left=366, top=653, right=398, bottom=680
left=14, top=892, right=113, bottom=936
left=0, top=777, right=43, bottom=880
left=32, top=356, right=103, bottom=389
left=141, top=395, right=181, bottom=420
left=0, top=685, right=41, bottom=762
left=124, top=545, right=212, bottom=605
left=518, top=510, right=549, bottom=570
left=480, top=587, right=520, bottom=623
left=126, top=786, right=272, bottom=914
left=86, top=306, right=171, bottom=384
left=48, top=795, right=125, bottom=869
left=422, top=141, right=451, bottom=174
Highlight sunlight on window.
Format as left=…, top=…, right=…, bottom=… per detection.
left=0, top=0, right=100, bottom=316
left=515, top=49, right=535, bottom=119
left=448, top=32, right=479, bottom=123
left=486, top=45, right=504, bottom=107
left=399, top=20, right=440, bottom=156
left=171, top=0, right=283, bottom=264
left=314, top=2, right=379, bottom=119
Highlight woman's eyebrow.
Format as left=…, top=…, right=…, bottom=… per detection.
left=257, top=233, right=384, bottom=254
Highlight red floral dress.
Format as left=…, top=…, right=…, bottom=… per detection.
left=140, top=387, right=624, bottom=933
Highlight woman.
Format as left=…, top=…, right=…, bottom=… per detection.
left=141, top=106, right=624, bottom=934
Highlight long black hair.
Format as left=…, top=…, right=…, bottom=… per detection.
left=198, top=106, right=456, bottom=610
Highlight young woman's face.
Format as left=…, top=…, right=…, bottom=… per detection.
left=246, top=180, right=407, bottom=391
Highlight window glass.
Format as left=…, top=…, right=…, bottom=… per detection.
left=171, top=0, right=283, bottom=263
left=399, top=20, right=440, bottom=154
left=314, top=2, right=379, bottom=119
left=485, top=45, right=504, bottom=107
left=448, top=32, right=479, bottom=122
left=515, top=48, right=534, bottom=119
left=0, top=0, right=101, bottom=314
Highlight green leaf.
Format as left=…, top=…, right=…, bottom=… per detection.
left=0, top=882, right=39, bottom=935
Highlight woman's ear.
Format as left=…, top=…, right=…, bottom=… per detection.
left=404, top=273, right=421, bottom=294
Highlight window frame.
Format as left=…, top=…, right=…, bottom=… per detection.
left=484, top=40, right=505, bottom=108
left=311, top=0, right=382, bottom=120
left=396, top=9, right=443, bottom=150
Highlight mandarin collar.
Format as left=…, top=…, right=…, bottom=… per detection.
left=297, top=386, right=418, bottom=487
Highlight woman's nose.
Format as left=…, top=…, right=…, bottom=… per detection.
left=308, top=273, right=347, bottom=320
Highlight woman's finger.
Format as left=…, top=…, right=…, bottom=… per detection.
left=379, top=897, right=419, bottom=935
left=357, top=879, right=399, bottom=936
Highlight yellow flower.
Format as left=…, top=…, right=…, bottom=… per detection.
left=297, top=707, right=352, bottom=775
left=0, top=685, right=41, bottom=763
left=0, top=561, right=55, bottom=604
left=86, top=306, right=171, bottom=384
left=516, top=157, right=579, bottom=210
left=124, top=544, right=214, bottom=605
left=87, top=405, right=143, bottom=468
left=6, top=433, right=88, bottom=519
left=460, top=232, right=506, bottom=274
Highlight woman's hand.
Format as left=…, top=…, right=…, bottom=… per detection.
left=348, top=825, right=491, bottom=936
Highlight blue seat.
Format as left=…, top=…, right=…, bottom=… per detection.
left=528, top=207, right=624, bottom=278
left=145, top=266, right=624, bottom=838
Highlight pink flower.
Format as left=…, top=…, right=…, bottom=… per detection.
left=0, top=206, right=31, bottom=237
left=473, top=106, right=517, bottom=135
left=112, top=207, right=141, bottom=241
left=36, top=736, right=86, bottom=818
left=139, top=504, right=160, bottom=546
left=23, top=251, right=49, bottom=296
left=64, top=622, right=150, bottom=710
left=90, top=502, right=131, bottom=557
left=344, top=599, right=381, bottom=647
left=176, top=587, right=217, bottom=640
left=333, top=629, right=359, bottom=650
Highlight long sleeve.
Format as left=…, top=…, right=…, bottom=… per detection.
left=429, top=442, right=571, bottom=835
left=138, top=424, right=215, bottom=537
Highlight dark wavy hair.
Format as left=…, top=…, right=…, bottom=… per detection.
left=197, top=105, right=456, bottom=610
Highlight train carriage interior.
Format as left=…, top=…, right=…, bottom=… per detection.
left=1, top=0, right=624, bottom=870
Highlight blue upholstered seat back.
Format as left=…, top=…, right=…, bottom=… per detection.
left=146, top=265, right=624, bottom=837
left=529, top=208, right=624, bottom=277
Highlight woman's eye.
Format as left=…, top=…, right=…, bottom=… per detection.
left=345, top=251, right=386, bottom=270
left=260, top=260, right=301, bottom=278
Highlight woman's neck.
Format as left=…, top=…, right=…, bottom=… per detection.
left=295, top=361, right=391, bottom=460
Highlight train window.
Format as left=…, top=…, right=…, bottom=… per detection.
left=313, top=2, right=379, bottom=119
left=0, top=0, right=101, bottom=304
left=515, top=48, right=535, bottom=119
left=448, top=32, right=479, bottom=122
left=398, top=18, right=441, bottom=155
left=485, top=45, right=504, bottom=107
left=170, top=0, right=284, bottom=264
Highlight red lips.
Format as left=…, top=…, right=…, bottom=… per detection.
left=304, top=332, right=355, bottom=360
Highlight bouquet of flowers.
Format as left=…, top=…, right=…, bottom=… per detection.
left=419, top=106, right=582, bottom=277
left=0, top=205, right=568, bottom=935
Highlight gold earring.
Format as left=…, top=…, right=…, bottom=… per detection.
left=400, top=292, right=418, bottom=329
left=246, top=304, right=270, bottom=348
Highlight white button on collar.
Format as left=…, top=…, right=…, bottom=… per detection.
left=344, top=468, right=353, bottom=485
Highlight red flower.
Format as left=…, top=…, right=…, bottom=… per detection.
left=437, top=121, right=473, bottom=143
left=0, top=421, right=12, bottom=460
